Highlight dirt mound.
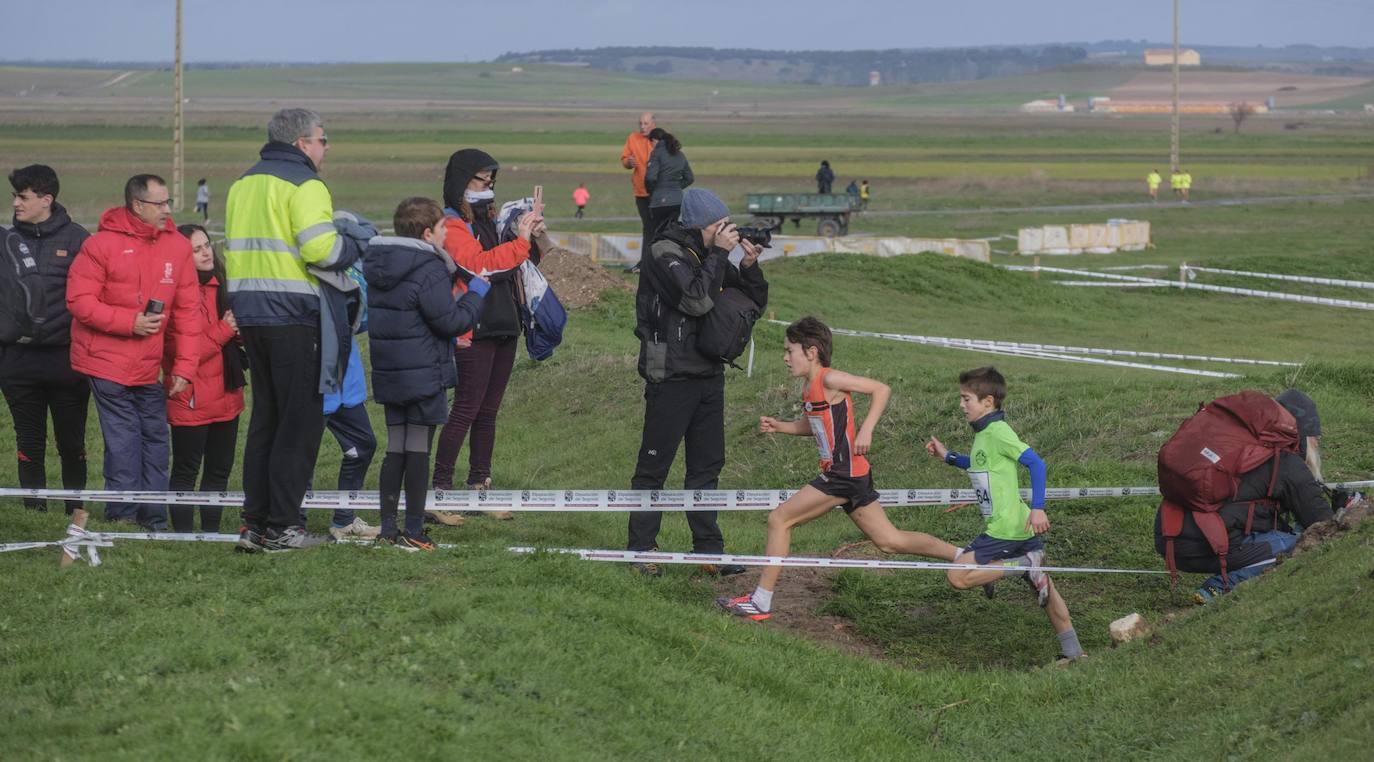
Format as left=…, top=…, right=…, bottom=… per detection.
left=1293, top=497, right=1372, bottom=554
left=538, top=247, right=633, bottom=309
left=709, top=541, right=889, bottom=661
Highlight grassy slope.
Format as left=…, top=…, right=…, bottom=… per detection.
left=3, top=242, right=1374, bottom=757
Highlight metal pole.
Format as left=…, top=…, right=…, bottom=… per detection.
left=1170, top=0, right=1180, bottom=172
left=746, top=338, right=756, bottom=378
left=173, top=0, right=184, bottom=212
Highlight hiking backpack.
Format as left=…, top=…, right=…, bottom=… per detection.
left=695, top=286, right=763, bottom=368
left=1157, top=390, right=1300, bottom=585
left=0, top=228, right=47, bottom=345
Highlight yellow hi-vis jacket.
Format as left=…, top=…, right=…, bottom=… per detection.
left=224, top=142, right=353, bottom=327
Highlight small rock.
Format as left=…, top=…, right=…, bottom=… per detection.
left=1110, top=612, right=1151, bottom=645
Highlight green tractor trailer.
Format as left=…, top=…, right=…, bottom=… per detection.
left=745, top=192, right=863, bottom=237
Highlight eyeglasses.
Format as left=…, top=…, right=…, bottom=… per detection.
left=136, top=197, right=173, bottom=208
left=300, top=135, right=329, bottom=147
left=472, top=173, right=496, bottom=188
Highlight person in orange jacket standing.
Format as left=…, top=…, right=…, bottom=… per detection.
left=620, top=112, right=655, bottom=271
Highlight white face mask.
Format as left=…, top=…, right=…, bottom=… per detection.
left=464, top=189, right=496, bottom=204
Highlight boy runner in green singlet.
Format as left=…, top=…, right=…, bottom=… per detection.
left=925, top=366, right=1085, bottom=664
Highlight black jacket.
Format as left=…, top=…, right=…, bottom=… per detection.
left=7, top=203, right=89, bottom=347
left=645, top=145, right=694, bottom=209
left=1154, top=450, right=1333, bottom=573
left=363, top=236, right=485, bottom=405
left=635, top=222, right=768, bottom=383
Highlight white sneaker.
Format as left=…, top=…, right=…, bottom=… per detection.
left=330, top=517, right=381, bottom=541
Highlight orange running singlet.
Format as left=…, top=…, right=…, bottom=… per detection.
left=803, top=368, right=870, bottom=478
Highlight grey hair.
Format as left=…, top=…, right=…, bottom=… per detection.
left=267, top=108, right=322, bottom=144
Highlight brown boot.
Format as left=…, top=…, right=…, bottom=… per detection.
left=470, top=478, right=514, bottom=520
left=425, top=511, right=466, bottom=527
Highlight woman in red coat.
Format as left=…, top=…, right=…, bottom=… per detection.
left=163, top=224, right=246, bottom=533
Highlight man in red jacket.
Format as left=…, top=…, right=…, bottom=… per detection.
left=66, top=174, right=200, bottom=529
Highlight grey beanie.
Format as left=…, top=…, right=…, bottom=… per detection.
left=678, top=188, right=729, bottom=229
left=1276, top=388, right=1321, bottom=438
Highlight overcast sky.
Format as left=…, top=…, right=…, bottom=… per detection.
left=3, top=0, right=1370, bottom=63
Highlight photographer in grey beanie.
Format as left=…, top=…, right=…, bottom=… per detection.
left=627, top=189, right=769, bottom=576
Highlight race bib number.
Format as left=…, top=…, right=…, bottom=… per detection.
left=968, top=471, right=993, bottom=518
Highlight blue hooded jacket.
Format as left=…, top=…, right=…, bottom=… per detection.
left=363, top=236, right=487, bottom=406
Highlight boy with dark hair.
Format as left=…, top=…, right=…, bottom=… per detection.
left=195, top=178, right=210, bottom=221
left=925, top=366, right=1084, bottom=664
left=363, top=197, right=488, bottom=550
left=4, top=164, right=92, bottom=513
left=717, top=316, right=957, bottom=621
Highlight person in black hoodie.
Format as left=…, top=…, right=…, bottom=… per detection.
left=364, top=197, right=488, bottom=550
left=430, top=148, right=543, bottom=522
left=3, top=165, right=91, bottom=513
left=628, top=188, right=768, bottom=575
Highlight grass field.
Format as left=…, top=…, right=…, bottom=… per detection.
left=3, top=62, right=1374, bottom=758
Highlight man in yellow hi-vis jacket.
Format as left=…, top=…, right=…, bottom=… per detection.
left=225, top=108, right=361, bottom=552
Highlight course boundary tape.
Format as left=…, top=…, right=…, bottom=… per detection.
left=6, top=483, right=1370, bottom=511
left=1181, top=265, right=1374, bottom=292
left=508, top=547, right=1168, bottom=575
left=1006, top=264, right=1374, bottom=311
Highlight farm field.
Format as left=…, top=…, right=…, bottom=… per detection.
left=2, top=62, right=1374, bottom=758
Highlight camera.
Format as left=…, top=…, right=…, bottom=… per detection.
left=735, top=226, right=772, bottom=249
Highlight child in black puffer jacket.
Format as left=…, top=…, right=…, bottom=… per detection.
left=363, top=197, right=489, bottom=549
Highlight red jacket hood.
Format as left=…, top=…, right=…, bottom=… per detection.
left=98, top=206, right=177, bottom=241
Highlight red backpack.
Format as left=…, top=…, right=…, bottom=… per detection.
left=1157, top=390, right=1300, bottom=585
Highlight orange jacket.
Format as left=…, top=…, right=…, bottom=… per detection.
left=162, top=277, right=244, bottom=426
left=620, top=133, right=653, bottom=198
left=442, top=215, right=531, bottom=341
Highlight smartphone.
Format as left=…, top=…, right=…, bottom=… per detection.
left=532, top=185, right=544, bottom=217
left=145, top=299, right=165, bottom=315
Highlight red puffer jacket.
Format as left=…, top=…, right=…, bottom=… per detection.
left=66, top=206, right=200, bottom=386
left=162, top=277, right=244, bottom=426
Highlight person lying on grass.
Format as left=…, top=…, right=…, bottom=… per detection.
left=717, top=317, right=957, bottom=621
left=924, top=366, right=1084, bottom=664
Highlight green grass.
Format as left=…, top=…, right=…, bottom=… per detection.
left=3, top=74, right=1374, bottom=757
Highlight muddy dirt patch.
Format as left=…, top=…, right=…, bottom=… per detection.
left=539, top=247, right=633, bottom=309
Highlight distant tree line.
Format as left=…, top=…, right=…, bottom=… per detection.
left=495, top=46, right=1088, bottom=86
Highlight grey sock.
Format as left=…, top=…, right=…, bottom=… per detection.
left=1057, top=628, right=1084, bottom=660
left=1002, top=555, right=1031, bottom=578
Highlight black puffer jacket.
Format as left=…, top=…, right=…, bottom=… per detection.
left=634, top=222, right=768, bottom=383
left=363, top=236, right=485, bottom=405
left=1154, top=450, right=1333, bottom=573
left=8, top=203, right=89, bottom=347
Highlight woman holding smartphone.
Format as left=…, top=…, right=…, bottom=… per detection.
left=430, top=149, right=546, bottom=522
left=163, top=224, right=245, bottom=533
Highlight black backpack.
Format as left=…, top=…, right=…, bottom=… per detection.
left=696, top=286, right=762, bottom=367
left=0, top=228, right=47, bottom=345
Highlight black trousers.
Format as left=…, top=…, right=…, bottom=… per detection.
left=169, top=417, right=240, bottom=533
left=635, top=196, right=653, bottom=265
left=1, top=373, right=89, bottom=512
left=628, top=375, right=726, bottom=553
left=239, top=325, right=325, bottom=531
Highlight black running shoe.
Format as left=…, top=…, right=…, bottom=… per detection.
left=397, top=532, right=437, bottom=552
left=263, top=525, right=329, bottom=552
left=236, top=526, right=266, bottom=554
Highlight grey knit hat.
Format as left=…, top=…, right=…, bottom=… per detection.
left=678, top=188, right=729, bottom=229
left=1276, top=388, right=1321, bottom=438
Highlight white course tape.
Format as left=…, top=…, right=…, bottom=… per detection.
left=766, top=319, right=1293, bottom=369
left=508, top=547, right=1169, bottom=575
left=1007, top=264, right=1374, bottom=311
left=5, top=482, right=1368, bottom=513
left=1055, top=281, right=1170, bottom=288
left=0, top=486, right=1166, bottom=511
left=1182, top=265, right=1374, bottom=292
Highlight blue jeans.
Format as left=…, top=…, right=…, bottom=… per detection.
left=89, top=377, right=170, bottom=529
left=1202, top=530, right=1298, bottom=592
